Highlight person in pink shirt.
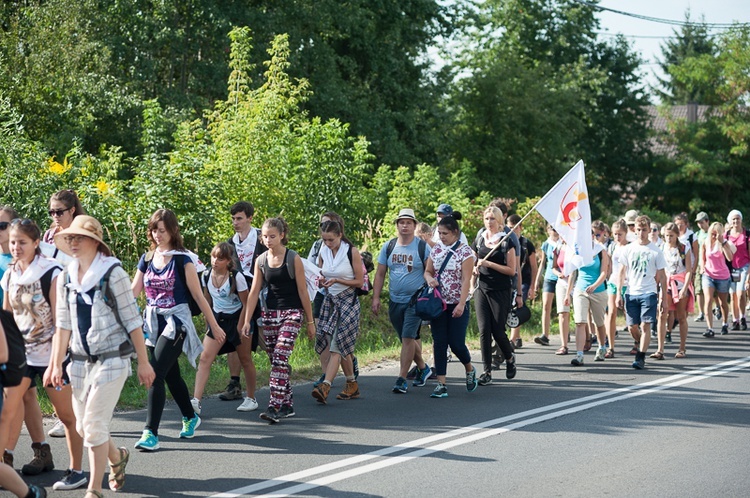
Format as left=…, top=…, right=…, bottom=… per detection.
left=725, top=210, right=750, bottom=331
left=699, top=222, right=735, bottom=337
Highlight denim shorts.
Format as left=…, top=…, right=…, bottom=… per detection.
left=542, top=279, right=557, bottom=294
left=703, top=275, right=730, bottom=294
left=388, top=301, right=422, bottom=340
left=625, top=293, right=657, bottom=326
left=730, top=263, right=750, bottom=293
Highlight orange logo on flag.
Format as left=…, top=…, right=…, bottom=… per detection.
left=560, top=182, right=588, bottom=228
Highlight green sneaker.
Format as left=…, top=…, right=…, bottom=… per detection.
left=179, top=414, right=201, bottom=438
left=134, top=430, right=160, bottom=451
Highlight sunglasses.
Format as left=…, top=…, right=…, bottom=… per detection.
left=11, top=218, right=34, bottom=227
left=63, top=234, right=89, bottom=245
left=594, top=232, right=603, bottom=238
left=0, top=221, right=9, bottom=231
left=651, top=227, right=658, bottom=232
left=48, top=207, right=71, bottom=217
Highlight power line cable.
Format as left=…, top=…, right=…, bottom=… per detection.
left=573, top=0, right=750, bottom=28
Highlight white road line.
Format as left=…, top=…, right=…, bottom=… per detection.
left=212, top=357, right=750, bottom=498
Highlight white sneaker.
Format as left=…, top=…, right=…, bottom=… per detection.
left=48, top=418, right=66, bottom=438
left=190, top=397, right=202, bottom=415
left=594, top=348, right=606, bottom=362
left=237, top=397, right=259, bottom=412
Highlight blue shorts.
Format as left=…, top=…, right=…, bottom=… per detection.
left=607, top=282, right=627, bottom=296
left=625, top=293, right=657, bottom=326
left=542, top=279, right=557, bottom=294
left=729, top=263, right=750, bottom=293
left=388, top=301, right=422, bottom=340
left=703, top=275, right=730, bottom=294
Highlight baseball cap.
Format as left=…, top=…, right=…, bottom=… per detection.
left=695, top=212, right=709, bottom=223
left=436, top=204, right=453, bottom=215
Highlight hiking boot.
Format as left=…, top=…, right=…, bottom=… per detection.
left=134, top=430, right=160, bottom=451
left=534, top=335, right=550, bottom=346
left=478, top=372, right=492, bottom=386
left=406, top=366, right=419, bottom=380
left=48, top=418, right=66, bottom=438
left=352, top=355, right=359, bottom=380
left=52, top=469, right=88, bottom=490
left=632, top=352, right=646, bottom=370
left=336, top=381, right=360, bottom=400
left=466, top=366, right=478, bottom=392
left=27, top=484, right=46, bottom=498
left=430, top=383, right=448, bottom=398
left=392, top=377, right=408, bottom=394
left=506, top=354, right=517, bottom=379
left=218, top=380, right=243, bottom=401
left=594, top=348, right=606, bottom=362
left=21, top=442, right=54, bottom=475
left=742, top=317, right=748, bottom=330
left=278, top=405, right=296, bottom=418
left=259, top=407, right=280, bottom=424
left=413, top=365, right=432, bottom=387
left=3, top=450, right=13, bottom=467
left=190, top=397, right=202, bottom=415
left=312, top=373, right=326, bottom=387
left=312, top=382, right=331, bottom=404
left=179, top=414, right=201, bottom=438
left=694, top=313, right=705, bottom=322
left=237, top=397, right=259, bottom=412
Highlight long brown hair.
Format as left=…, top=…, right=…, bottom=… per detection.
left=50, top=189, right=86, bottom=217
left=147, top=209, right=186, bottom=251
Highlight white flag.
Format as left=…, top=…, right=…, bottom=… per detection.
left=534, top=160, right=593, bottom=275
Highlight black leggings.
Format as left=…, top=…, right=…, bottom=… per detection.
left=475, top=287, right=513, bottom=373
left=145, top=316, right=194, bottom=435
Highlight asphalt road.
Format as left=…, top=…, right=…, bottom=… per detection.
left=11, top=318, right=750, bottom=498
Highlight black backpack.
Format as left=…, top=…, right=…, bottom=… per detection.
left=0, top=309, right=27, bottom=387
left=227, top=229, right=267, bottom=280
left=384, top=238, right=427, bottom=269
left=347, top=246, right=372, bottom=296
left=145, top=252, right=202, bottom=316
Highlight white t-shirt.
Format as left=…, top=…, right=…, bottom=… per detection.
left=617, top=241, right=666, bottom=295
left=663, top=244, right=691, bottom=278
left=432, top=228, right=468, bottom=246
left=608, top=243, right=628, bottom=286
left=232, top=230, right=259, bottom=278
left=206, top=271, right=248, bottom=314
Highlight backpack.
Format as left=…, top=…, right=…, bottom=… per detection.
left=39, top=267, right=57, bottom=307
left=0, top=309, right=27, bottom=387
left=62, top=264, right=135, bottom=358
left=256, top=249, right=297, bottom=281
left=347, top=246, right=372, bottom=296
left=384, top=237, right=427, bottom=269
left=145, top=252, right=202, bottom=316
left=228, top=228, right=266, bottom=279
left=309, top=239, right=324, bottom=263
left=201, top=268, right=243, bottom=309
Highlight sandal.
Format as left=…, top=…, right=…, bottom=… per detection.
left=649, top=351, right=665, bottom=360
left=604, top=349, right=615, bottom=359
left=85, top=491, right=104, bottom=498
left=555, top=346, right=568, bottom=355
left=675, top=350, right=687, bottom=359
left=108, top=446, right=129, bottom=491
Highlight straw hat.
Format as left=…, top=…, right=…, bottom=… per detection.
left=54, top=215, right=111, bottom=256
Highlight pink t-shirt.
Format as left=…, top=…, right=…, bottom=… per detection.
left=727, top=230, right=750, bottom=269
left=430, top=241, right=476, bottom=304
left=704, top=241, right=730, bottom=280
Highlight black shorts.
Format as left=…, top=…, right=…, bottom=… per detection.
left=207, top=309, right=243, bottom=356
left=26, top=359, right=70, bottom=390
left=312, top=292, right=325, bottom=319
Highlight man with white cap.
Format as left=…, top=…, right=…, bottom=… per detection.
left=624, top=209, right=638, bottom=243
left=694, top=212, right=710, bottom=322
left=372, top=209, right=433, bottom=394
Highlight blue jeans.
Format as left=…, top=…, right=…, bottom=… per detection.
left=431, top=303, right=472, bottom=376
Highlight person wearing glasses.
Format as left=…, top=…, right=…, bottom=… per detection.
left=0, top=219, right=87, bottom=490
left=649, top=222, right=664, bottom=249
left=46, top=216, right=155, bottom=498
left=43, top=190, right=86, bottom=246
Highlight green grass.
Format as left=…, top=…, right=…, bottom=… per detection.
left=38, top=296, right=582, bottom=413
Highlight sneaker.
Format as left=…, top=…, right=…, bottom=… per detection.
left=694, top=313, right=705, bottom=322
left=190, top=397, right=202, bottom=416
left=428, top=369, right=438, bottom=379
left=312, top=382, right=331, bottom=404
left=571, top=355, right=584, bottom=366
left=491, top=354, right=504, bottom=370
left=336, top=381, right=360, bottom=400
left=534, top=335, right=550, bottom=346
left=352, top=355, right=359, bottom=380
left=742, top=317, right=748, bottom=331
left=506, top=354, right=517, bottom=380
left=259, top=407, right=280, bottom=424
left=53, top=469, right=88, bottom=490
left=665, top=332, right=672, bottom=344
left=278, top=405, right=296, bottom=418
left=604, top=349, right=615, bottom=359
left=237, top=397, right=259, bottom=412
left=721, top=324, right=729, bottom=335
left=48, top=418, right=66, bottom=438
left=594, top=348, right=606, bottom=362
left=134, top=430, right=160, bottom=451
left=413, top=365, right=432, bottom=387
left=392, top=377, right=408, bottom=394
left=312, top=373, right=326, bottom=387
left=703, top=328, right=715, bottom=338
left=27, top=484, right=46, bottom=498
left=466, top=366, right=478, bottom=392
left=632, top=353, right=646, bottom=370
left=713, top=306, right=722, bottom=320
left=21, top=442, right=54, bottom=475
left=430, top=383, right=448, bottom=398
left=650, top=329, right=657, bottom=339
left=179, top=414, right=201, bottom=438
left=406, top=365, right=419, bottom=380
left=513, top=338, right=523, bottom=349
left=731, top=321, right=740, bottom=331
left=218, top=380, right=242, bottom=401
left=478, top=372, right=492, bottom=386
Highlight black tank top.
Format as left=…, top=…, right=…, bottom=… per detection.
left=265, top=249, right=303, bottom=310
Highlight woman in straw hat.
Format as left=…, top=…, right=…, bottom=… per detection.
left=46, top=215, right=154, bottom=498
